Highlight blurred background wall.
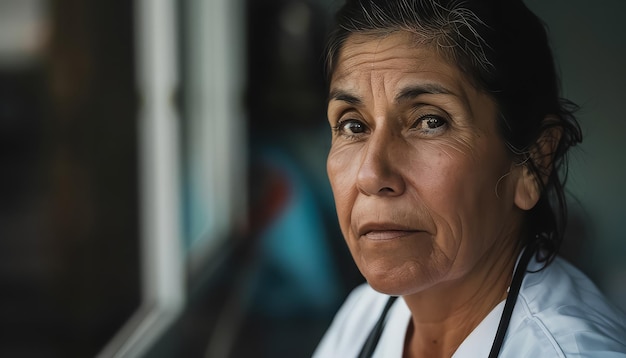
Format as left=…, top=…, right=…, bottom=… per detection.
left=0, top=0, right=140, bottom=356
left=0, top=0, right=624, bottom=357
left=526, top=0, right=626, bottom=306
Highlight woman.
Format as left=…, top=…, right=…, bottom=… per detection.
left=313, top=0, right=626, bottom=357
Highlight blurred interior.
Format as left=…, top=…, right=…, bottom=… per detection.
left=0, top=0, right=624, bottom=357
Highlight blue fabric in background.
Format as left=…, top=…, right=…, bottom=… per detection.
left=247, top=145, right=343, bottom=317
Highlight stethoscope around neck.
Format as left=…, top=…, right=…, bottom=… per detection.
left=357, top=244, right=537, bottom=358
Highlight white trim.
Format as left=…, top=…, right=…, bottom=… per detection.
left=184, top=0, right=247, bottom=273
left=97, top=0, right=183, bottom=356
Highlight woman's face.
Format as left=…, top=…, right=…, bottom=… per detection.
left=327, top=32, right=528, bottom=296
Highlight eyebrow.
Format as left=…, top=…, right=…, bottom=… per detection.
left=328, top=89, right=362, bottom=105
left=394, top=83, right=453, bottom=102
left=328, top=83, right=454, bottom=106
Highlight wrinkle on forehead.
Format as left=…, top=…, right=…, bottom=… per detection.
left=332, top=35, right=453, bottom=91
left=329, top=32, right=488, bottom=122
left=332, top=31, right=436, bottom=81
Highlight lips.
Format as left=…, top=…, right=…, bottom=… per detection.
left=363, top=230, right=419, bottom=240
left=358, top=223, right=424, bottom=241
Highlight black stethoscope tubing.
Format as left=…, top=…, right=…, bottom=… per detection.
left=357, top=245, right=536, bottom=358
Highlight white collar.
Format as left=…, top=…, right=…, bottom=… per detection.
left=373, top=297, right=506, bottom=357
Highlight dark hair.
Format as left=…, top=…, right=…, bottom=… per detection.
left=324, top=0, right=582, bottom=266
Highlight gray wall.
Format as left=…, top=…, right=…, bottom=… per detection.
left=527, top=0, right=626, bottom=310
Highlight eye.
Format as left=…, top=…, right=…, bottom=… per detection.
left=334, top=119, right=369, bottom=138
left=412, top=114, right=447, bottom=134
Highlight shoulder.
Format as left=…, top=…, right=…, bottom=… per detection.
left=313, top=283, right=389, bottom=357
left=502, top=256, right=626, bottom=357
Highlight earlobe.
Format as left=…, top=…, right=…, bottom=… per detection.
left=513, top=116, right=562, bottom=211
left=514, top=166, right=540, bottom=210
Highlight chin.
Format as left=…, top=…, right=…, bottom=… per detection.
left=362, top=263, right=440, bottom=297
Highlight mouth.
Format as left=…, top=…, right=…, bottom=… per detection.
left=358, top=223, right=424, bottom=241
left=362, top=230, right=421, bottom=240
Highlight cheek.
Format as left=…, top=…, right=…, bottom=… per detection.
left=406, top=140, right=510, bottom=242
left=327, top=149, right=359, bottom=231
left=443, top=149, right=515, bottom=248
left=405, top=142, right=471, bottom=203
left=327, top=148, right=350, bottom=198
left=409, top=151, right=467, bottom=240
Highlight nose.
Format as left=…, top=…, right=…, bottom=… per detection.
left=356, top=130, right=406, bottom=196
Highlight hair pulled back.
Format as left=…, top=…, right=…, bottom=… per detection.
left=324, top=0, right=583, bottom=265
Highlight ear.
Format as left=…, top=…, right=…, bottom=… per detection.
left=514, top=165, right=540, bottom=210
left=513, top=117, right=562, bottom=211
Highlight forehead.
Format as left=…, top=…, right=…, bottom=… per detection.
left=331, top=31, right=473, bottom=95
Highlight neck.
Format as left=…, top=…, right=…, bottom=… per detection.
left=402, top=241, right=521, bottom=358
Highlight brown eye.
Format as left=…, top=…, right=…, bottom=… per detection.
left=425, top=116, right=445, bottom=129
left=336, top=119, right=368, bottom=135
left=412, top=114, right=447, bottom=134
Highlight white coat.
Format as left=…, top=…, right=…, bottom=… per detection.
left=314, top=256, right=626, bottom=357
